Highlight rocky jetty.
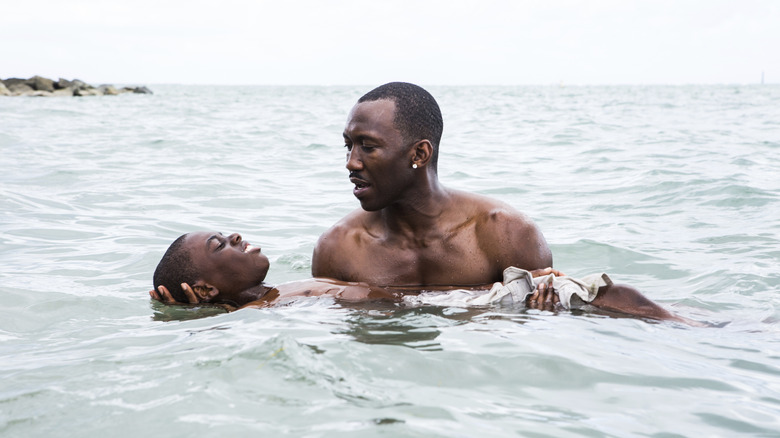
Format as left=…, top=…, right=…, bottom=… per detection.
left=0, top=75, right=152, bottom=97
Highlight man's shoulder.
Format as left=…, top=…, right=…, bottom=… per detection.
left=314, top=208, right=376, bottom=257
left=317, top=209, right=370, bottom=241
left=449, top=189, right=551, bottom=268
left=449, top=189, right=533, bottom=228
left=312, top=209, right=377, bottom=278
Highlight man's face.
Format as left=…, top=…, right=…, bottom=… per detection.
left=183, top=231, right=270, bottom=299
left=343, top=99, right=413, bottom=211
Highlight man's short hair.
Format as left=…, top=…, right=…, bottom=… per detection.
left=358, top=82, right=443, bottom=170
left=153, top=234, right=199, bottom=303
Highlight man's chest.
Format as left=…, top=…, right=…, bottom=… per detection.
left=342, top=234, right=499, bottom=287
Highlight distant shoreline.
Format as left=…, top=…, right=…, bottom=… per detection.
left=0, top=75, right=152, bottom=97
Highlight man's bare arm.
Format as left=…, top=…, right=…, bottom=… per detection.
left=483, top=208, right=553, bottom=272
left=311, top=226, right=348, bottom=279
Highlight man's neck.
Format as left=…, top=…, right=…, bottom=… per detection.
left=380, top=176, right=452, bottom=238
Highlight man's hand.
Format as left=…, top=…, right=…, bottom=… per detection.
left=149, top=284, right=237, bottom=312
left=526, top=267, right=564, bottom=311
left=526, top=281, right=561, bottom=311
left=529, top=267, right=566, bottom=278
left=148, top=283, right=200, bottom=305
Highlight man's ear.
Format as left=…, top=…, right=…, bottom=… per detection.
left=411, top=139, right=434, bottom=168
left=191, top=280, right=220, bottom=302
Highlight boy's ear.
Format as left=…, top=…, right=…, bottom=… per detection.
left=191, top=280, right=220, bottom=302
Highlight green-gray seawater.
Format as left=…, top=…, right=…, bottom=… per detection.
left=1, top=85, right=779, bottom=437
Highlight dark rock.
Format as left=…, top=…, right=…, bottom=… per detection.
left=71, top=79, right=88, bottom=90
left=1, top=76, right=151, bottom=97
left=27, top=75, right=55, bottom=92
left=3, top=78, right=28, bottom=88
left=124, top=86, right=153, bottom=94
left=55, top=78, right=73, bottom=89
left=98, top=84, right=119, bottom=95
left=8, top=82, right=34, bottom=95
left=74, top=87, right=103, bottom=96
left=52, top=88, right=75, bottom=96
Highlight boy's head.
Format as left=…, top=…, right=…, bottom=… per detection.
left=153, top=231, right=270, bottom=303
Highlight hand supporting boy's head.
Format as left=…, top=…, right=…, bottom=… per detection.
left=153, top=232, right=270, bottom=304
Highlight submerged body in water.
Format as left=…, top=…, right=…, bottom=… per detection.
left=2, top=84, right=778, bottom=437
left=152, top=231, right=698, bottom=324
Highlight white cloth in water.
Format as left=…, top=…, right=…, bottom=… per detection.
left=402, top=267, right=612, bottom=309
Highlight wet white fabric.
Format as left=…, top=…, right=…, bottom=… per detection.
left=403, top=267, right=612, bottom=308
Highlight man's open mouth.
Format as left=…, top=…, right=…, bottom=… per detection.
left=349, top=173, right=371, bottom=198
left=350, top=176, right=370, bottom=190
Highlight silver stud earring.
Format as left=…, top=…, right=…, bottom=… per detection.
left=412, top=163, right=418, bottom=169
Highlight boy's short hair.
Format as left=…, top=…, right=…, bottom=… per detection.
left=153, top=234, right=199, bottom=302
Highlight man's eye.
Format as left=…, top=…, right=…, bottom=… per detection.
left=344, top=144, right=352, bottom=151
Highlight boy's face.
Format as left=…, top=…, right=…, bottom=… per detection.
left=183, top=231, right=270, bottom=299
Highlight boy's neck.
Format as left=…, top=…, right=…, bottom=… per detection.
left=220, top=283, right=274, bottom=307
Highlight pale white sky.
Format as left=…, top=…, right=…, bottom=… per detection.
left=2, top=0, right=778, bottom=85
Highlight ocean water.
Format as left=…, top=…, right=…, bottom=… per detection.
left=1, top=84, right=779, bottom=437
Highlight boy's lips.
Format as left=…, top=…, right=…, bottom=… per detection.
left=243, top=242, right=261, bottom=253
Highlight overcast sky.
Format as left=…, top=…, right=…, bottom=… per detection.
left=3, top=0, right=778, bottom=86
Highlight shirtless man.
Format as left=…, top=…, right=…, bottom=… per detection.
left=312, top=82, right=551, bottom=288
left=151, top=82, right=686, bottom=321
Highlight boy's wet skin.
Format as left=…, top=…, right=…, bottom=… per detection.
left=152, top=231, right=404, bottom=310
